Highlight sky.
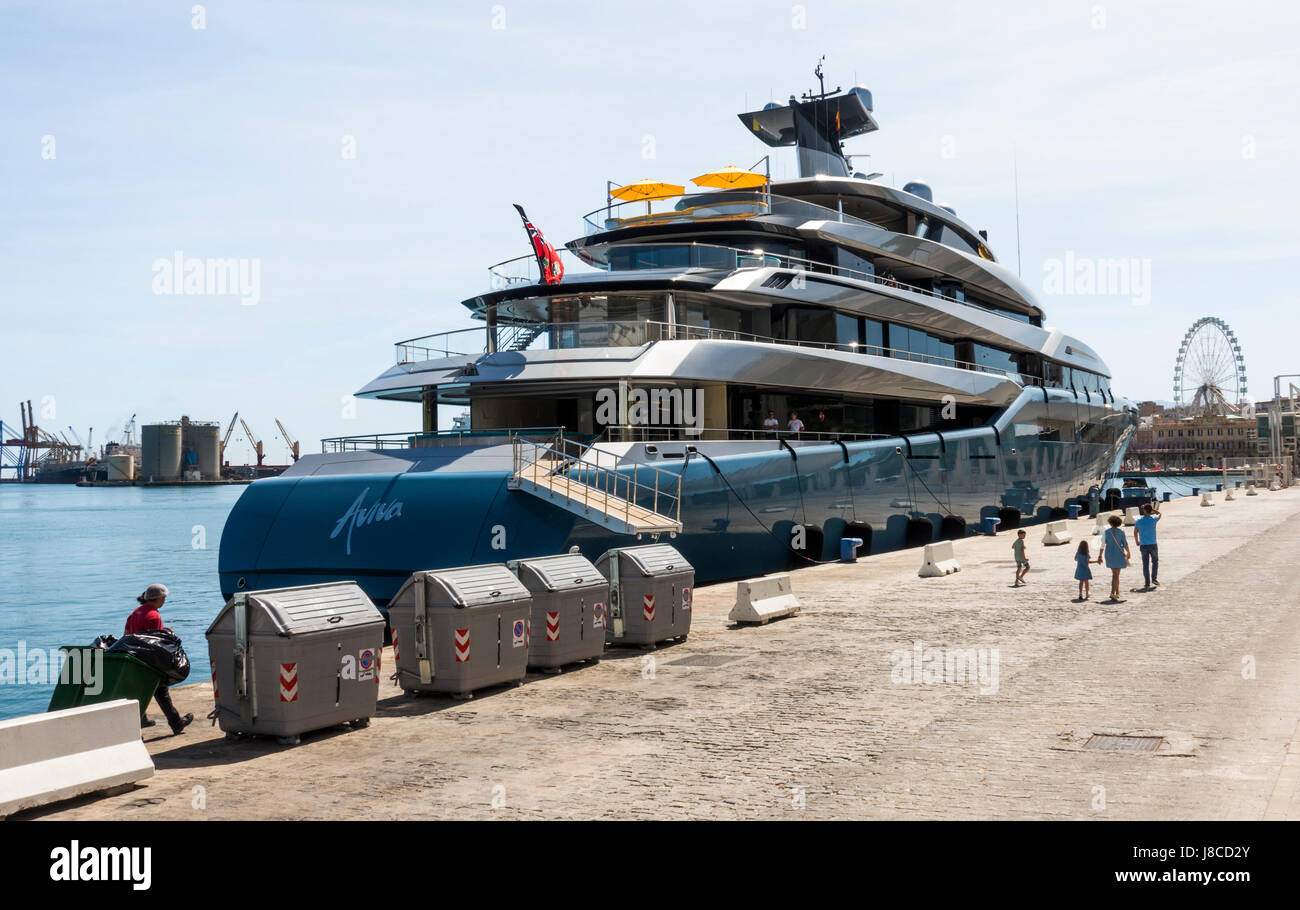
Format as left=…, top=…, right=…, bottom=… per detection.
left=3, top=0, right=1299, bottom=464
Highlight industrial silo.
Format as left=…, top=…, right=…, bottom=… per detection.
left=141, top=424, right=182, bottom=481
left=193, top=422, right=221, bottom=479
left=107, top=453, right=135, bottom=482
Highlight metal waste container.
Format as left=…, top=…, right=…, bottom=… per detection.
left=388, top=563, right=532, bottom=698
left=206, top=582, right=385, bottom=744
left=513, top=553, right=606, bottom=671
left=595, top=544, right=694, bottom=647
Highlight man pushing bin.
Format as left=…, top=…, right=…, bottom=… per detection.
left=124, top=583, right=194, bottom=735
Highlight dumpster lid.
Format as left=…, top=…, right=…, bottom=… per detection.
left=418, top=563, right=530, bottom=608
left=598, top=544, right=692, bottom=577
left=515, top=554, right=603, bottom=592
left=207, top=582, right=384, bottom=637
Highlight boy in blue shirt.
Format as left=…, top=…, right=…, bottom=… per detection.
left=1134, top=503, right=1161, bottom=589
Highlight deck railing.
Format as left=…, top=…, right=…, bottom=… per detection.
left=395, top=319, right=1026, bottom=381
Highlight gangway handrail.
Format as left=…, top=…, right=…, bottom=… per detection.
left=510, top=429, right=683, bottom=530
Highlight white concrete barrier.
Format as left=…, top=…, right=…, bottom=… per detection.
left=1246, top=483, right=1258, bottom=496
left=1041, top=520, right=1072, bottom=546
left=1092, top=513, right=1110, bottom=535
left=1269, top=479, right=1282, bottom=491
left=729, top=574, right=800, bottom=625
left=1225, top=487, right=1236, bottom=501
left=1122, top=508, right=1135, bottom=526
left=918, top=541, right=961, bottom=577
left=0, top=699, right=153, bottom=818
left=1201, top=492, right=1214, bottom=507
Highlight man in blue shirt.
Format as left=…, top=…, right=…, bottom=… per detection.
left=1134, top=503, right=1161, bottom=589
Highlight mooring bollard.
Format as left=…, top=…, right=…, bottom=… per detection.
left=1067, top=503, right=1082, bottom=520
left=1163, top=491, right=1171, bottom=502
left=839, top=537, right=863, bottom=563
left=982, top=516, right=1000, bottom=536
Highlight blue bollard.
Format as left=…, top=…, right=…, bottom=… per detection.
left=1067, top=503, right=1082, bottom=520
left=1163, top=491, right=1171, bottom=502
left=1191, top=487, right=1200, bottom=496
left=982, top=516, right=1001, bottom=536
left=1215, top=483, right=1223, bottom=492
left=840, top=537, right=863, bottom=562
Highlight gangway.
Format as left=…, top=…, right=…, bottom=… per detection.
left=508, top=430, right=683, bottom=536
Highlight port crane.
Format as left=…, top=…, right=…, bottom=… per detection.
left=239, top=417, right=265, bottom=468
left=219, top=412, right=239, bottom=466
left=275, top=419, right=300, bottom=462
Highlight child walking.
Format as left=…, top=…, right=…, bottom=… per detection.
left=1074, top=540, right=1093, bottom=600
left=1012, top=529, right=1030, bottom=586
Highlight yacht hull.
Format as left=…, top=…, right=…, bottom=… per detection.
left=218, top=420, right=1133, bottom=606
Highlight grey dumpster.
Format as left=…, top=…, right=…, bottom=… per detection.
left=388, top=564, right=532, bottom=698
left=595, top=544, right=694, bottom=647
left=513, top=553, right=606, bottom=671
left=206, top=582, right=385, bottom=744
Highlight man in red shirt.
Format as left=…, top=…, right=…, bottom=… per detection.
left=126, top=584, right=193, bottom=735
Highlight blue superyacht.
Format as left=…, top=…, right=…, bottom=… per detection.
left=219, top=75, right=1136, bottom=605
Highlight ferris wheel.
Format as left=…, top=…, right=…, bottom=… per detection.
left=1173, top=317, right=1248, bottom=414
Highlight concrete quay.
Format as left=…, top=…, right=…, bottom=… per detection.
left=30, top=487, right=1300, bottom=820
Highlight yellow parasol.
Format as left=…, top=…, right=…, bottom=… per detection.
left=690, top=165, right=769, bottom=189
left=610, top=178, right=686, bottom=201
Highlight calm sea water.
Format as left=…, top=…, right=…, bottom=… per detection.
left=0, top=483, right=242, bottom=720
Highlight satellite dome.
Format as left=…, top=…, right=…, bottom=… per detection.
left=763, top=102, right=781, bottom=111
left=848, top=85, right=873, bottom=111
left=902, top=181, right=933, bottom=202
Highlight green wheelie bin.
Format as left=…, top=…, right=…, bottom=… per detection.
left=47, top=646, right=164, bottom=718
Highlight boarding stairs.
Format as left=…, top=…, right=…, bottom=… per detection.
left=508, top=431, right=683, bottom=536
left=499, top=323, right=547, bottom=352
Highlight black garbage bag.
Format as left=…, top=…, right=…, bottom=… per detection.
left=107, top=629, right=191, bottom=685
left=91, top=634, right=117, bottom=650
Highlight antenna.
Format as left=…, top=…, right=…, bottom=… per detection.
left=801, top=55, right=840, bottom=102
left=1013, top=146, right=1022, bottom=278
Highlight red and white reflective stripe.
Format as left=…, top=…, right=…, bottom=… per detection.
left=525, top=618, right=530, bottom=649
left=375, top=649, right=381, bottom=685
left=211, top=668, right=218, bottom=701
left=642, top=594, right=655, bottom=622
left=279, top=662, right=299, bottom=702
left=545, top=611, right=560, bottom=641
left=392, top=628, right=400, bottom=661
left=454, top=628, right=470, bottom=662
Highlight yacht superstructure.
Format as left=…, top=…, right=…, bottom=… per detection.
left=219, top=75, right=1136, bottom=605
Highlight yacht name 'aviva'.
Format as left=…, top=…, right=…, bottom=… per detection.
left=219, top=72, right=1136, bottom=605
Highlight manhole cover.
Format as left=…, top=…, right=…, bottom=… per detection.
left=1084, top=734, right=1164, bottom=752
left=668, top=654, right=746, bottom=667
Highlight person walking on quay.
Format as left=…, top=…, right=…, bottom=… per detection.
left=1074, top=539, right=1094, bottom=601
left=1134, top=502, right=1161, bottom=590
left=1101, top=515, right=1131, bottom=603
left=125, top=583, right=194, bottom=735
left=1012, top=529, right=1030, bottom=586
